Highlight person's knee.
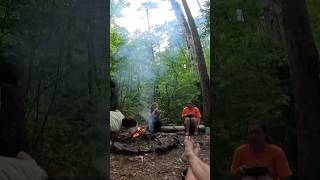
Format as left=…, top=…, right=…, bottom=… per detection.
left=257, top=175, right=273, bottom=180
left=190, top=118, right=197, bottom=125
left=184, top=118, right=190, bottom=124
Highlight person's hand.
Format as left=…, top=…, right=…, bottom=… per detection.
left=239, top=165, right=248, bottom=175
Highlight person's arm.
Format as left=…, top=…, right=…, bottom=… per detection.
left=154, top=108, right=160, bottom=116
left=181, top=108, right=187, bottom=118
left=230, top=147, right=244, bottom=180
left=274, top=147, right=292, bottom=180
left=195, top=107, right=201, bottom=120
left=230, top=148, right=242, bottom=174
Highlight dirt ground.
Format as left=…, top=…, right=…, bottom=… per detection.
left=110, top=133, right=210, bottom=180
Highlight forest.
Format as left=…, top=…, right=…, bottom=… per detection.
left=1, top=0, right=108, bottom=178
left=111, top=0, right=210, bottom=126
left=1, top=0, right=320, bottom=179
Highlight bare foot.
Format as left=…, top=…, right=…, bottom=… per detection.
left=181, top=137, right=200, bottom=162
left=194, top=143, right=201, bottom=157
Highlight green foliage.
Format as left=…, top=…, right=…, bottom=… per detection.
left=201, top=0, right=210, bottom=37
left=308, top=0, right=320, bottom=49
left=110, top=1, right=208, bottom=125
left=156, top=48, right=200, bottom=125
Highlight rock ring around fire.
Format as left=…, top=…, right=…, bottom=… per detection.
left=110, top=133, right=180, bottom=156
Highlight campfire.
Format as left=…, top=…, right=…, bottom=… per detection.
left=111, top=126, right=180, bottom=155
left=132, top=126, right=146, bottom=138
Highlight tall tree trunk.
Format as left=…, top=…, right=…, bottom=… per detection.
left=196, top=0, right=203, bottom=11
left=87, top=14, right=101, bottom=94
left=281, top=0, right=320, bottom=179
left=170, top=0, right=199, bottom=75
left=182, top=0, right=210, bottom=124
left=260, top=0, right=285, bottom=47
left=87, top=16, right=93, bottom=95
left=144, top=8, right=157, bottom=100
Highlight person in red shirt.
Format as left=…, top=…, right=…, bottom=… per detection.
left=181, top=100, right=201, bottom=136
left=230, top=121, right=292, bottom=180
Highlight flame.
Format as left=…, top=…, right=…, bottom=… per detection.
left=132, top=127, right=146, bottom=138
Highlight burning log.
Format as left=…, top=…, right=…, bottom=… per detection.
left=160, top=125, right=206, bottom=133
left=132, top=127, right=146, bottom=138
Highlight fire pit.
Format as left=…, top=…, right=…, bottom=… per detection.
left=111, top=127, right=180, bottom=156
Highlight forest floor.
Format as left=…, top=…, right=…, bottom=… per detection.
left=110, top=133, right=210, bottom=180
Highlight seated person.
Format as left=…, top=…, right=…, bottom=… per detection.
left=110, top=80, right=137, bottom=137
left=230, top=121, right=292, bottom=180
left=0, top=151, right=48, bottom=180
left=181, top=100, right=201, bottom=136
left=149, top=102, right=161, bottom=134
left=182, top=136, right=210, bottom=180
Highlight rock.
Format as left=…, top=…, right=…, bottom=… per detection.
left=138, top=146, right=152, bottom=153
left=128, top=157, right=135, bottom=161
left=111, top=133, right=180, bottom=155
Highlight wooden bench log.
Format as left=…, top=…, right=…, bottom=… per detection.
left=160, top=125, right=206, bottom=133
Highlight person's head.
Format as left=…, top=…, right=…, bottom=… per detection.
left=151, top=102, right=158, bottom=110
left=110, top=80, right=118, bottom=111
left=247, top=121, right=271, bottom=146
left=187, top=100, right=193, bottom=109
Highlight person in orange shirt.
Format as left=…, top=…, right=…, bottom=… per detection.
left=181, top=100, right=201, bottom=136
left=230, top=121, right=292, bottom=180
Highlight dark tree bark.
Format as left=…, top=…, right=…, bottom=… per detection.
left=260, top=0, right=285, bottom=47
left=182, top=0, right=210, bottom=124
left=196, top=0, right=203, bottom=11
left=87, top=17, right=93, bottom=95
left=88, top=14, right=101, bottom=94
left=281, top=0, right=320, bottom=179
left=33, top=40, right=63, bottom=154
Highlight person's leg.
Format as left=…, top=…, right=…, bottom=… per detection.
left=257, top=175, right=273, bottom=180
left=195, top=119, right=200, bottom=135
left=189, top=118, right=197, bottom=136
left=183, top=141, right=200, bottom=180
left=185, top=167, right=197, bottom=180
left=184, top=118, right=191, bottom=135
